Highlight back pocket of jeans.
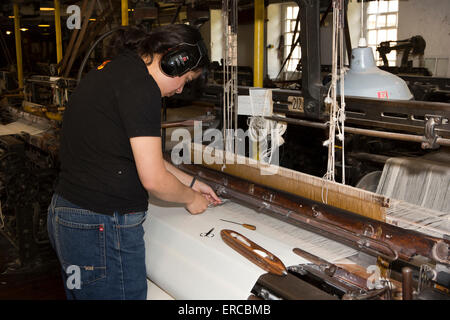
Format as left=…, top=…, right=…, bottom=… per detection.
left=55, top=211, right=106, bottom=287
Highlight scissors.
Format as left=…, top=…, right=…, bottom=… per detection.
left=200, top=227, right=215, bottom=238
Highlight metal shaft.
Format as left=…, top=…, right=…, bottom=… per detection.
left=266, top=115, right=450, bottom=147
left=402, top=267, right=413, bottom=300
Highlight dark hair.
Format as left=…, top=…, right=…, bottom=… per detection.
left=110, top=24, right=209, bottom=71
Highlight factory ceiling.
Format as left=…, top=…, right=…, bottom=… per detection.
left=0, top=0, right=335, bottom=29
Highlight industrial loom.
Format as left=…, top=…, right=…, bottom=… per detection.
left=143, top=0, right=450, bottom=300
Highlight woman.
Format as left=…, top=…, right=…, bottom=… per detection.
left=47, top=24, right=220, bottom=300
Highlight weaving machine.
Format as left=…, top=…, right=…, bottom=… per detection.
left=142, top=144, right=450, bottom=300
left=143, top=0, right=450, bottom=300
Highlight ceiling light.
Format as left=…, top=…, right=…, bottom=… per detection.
left=40, top=7, right=55, bottom=11
left=6, top=31, right=12, bottom=35
left=20, top=28, right=28, bottom=31
left=38, top=24, right=50, bottom=27
left=337, top=47, right=413, bottom=100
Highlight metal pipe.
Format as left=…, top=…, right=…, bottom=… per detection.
left=121, top=0, right=129, bottom=26
left=253, top=0, right=264, bottom=88
left=402, top=267, right=413, bottom=300
left=266, top=115, right=450, bottom=147
left=54, top=0, right=63, bottom=71
left=347, top=152, right=390, bottom=164
left=13, top=3, right=23, bottom=89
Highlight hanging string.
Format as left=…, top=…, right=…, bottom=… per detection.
left=322, top=0, right=347, bottom=202
left=338, top=0, right=346, bottom=184
left=222, top=0, right=238, bottom=168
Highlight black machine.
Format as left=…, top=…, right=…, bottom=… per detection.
left=377, top=35, right=431, bottom=76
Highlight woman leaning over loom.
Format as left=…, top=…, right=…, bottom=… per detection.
left=47, top=24, right=221, bottom=300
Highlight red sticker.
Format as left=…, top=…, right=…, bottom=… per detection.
left=377, top=91, right=389, bottom=99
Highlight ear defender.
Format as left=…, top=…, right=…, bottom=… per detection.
left=160, top=40, right=209, bottom=77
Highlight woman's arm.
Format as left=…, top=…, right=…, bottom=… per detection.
left=164, top=159, right=222, bottom=204
left=130, top=136, right=210, bottom=214
left=163, top=159, right=194, bottom=186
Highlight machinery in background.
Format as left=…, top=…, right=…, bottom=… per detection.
left=401, top=75, right=450, bottom=104
left=374, top=35, right=450, bottom=103
left=0, top=130, right=59, bottom=272
left=208, top=61, right=254, bottom=87
left=377, top=35, right=430, bottom=76
left=0, top=74, right=68, bottom=274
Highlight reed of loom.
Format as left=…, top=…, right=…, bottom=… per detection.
left=190, top=143, right=389, bottom=222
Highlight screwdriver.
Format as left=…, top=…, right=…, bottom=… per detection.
left=220, top=219, right=256, bottom=230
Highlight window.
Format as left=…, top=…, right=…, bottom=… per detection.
left=283, top=4, right=301, bottom=73
left=366, top=0, right=399, bottom=66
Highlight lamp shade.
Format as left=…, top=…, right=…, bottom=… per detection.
left=337, top=47, right=413, bottom=100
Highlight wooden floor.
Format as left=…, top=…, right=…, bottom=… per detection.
left=0, top=232, right=66, bottom=300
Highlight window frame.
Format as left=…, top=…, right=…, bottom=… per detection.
left=365, top=0, right=399, bottom=67
left=282, top=3, right=302, bottom=77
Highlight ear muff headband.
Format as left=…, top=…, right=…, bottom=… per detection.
left=160, top=40, right=208, bottom=77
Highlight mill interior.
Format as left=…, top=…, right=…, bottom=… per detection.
left=0, top=0, right=449, bottom=301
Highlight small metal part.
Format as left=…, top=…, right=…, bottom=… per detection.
left=215, top=185, right=227, bottom=197
left=248, top=183, right=255, bottom=195
left=431, top=240, right=450, bottom=264
left=208, top=198, right=229, bottom=208
left=200, top=227, right=215, bottom=238
left=258, top=201, right=271, bottom=212
left=363, top=224, right=375, bottom=237
left=285, top=210, right=293, bottom=218
left=422, top=115, right=442, bottom=149
left=311, top=205, right=320, bottom=217
left=418, top=264, right=433, bottom=293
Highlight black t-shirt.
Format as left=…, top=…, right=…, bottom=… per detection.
left=56, top=50, right=162, bottom=215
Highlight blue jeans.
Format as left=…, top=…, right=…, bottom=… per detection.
left=47, top=194, right=148, bottom=300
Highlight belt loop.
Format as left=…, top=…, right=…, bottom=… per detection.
left=50, top=193, right=58, bottom=210
left=113, top=211, right=119, bottom=225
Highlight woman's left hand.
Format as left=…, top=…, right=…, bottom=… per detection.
left=192, top=180, right=222, bottom=206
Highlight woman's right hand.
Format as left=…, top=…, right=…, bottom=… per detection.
left=185, top=191, right=210, bottom=215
